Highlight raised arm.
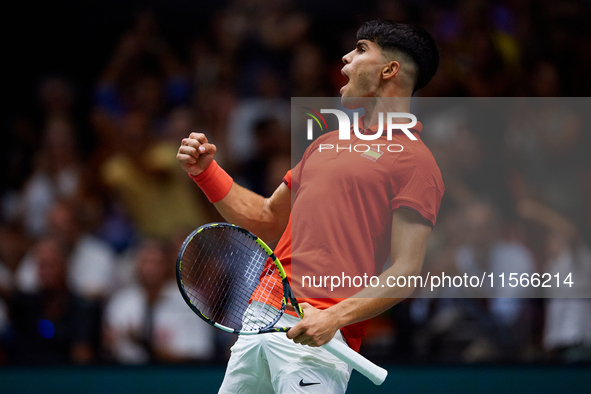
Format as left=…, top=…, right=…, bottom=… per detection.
left=177, top=132, right=291, bottom=243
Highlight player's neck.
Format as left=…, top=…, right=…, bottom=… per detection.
left=363, top=96, right=412, bottom=128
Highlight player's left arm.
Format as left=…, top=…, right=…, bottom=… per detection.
left=287, top=207, right=432, bottom=347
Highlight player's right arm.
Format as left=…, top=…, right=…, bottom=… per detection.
left=177, top=132, right=291, bottom=243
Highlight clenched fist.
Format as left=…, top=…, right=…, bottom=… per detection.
left=176, top=132, right=217, bottom=176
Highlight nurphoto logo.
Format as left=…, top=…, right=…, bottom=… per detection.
left=303, top=108, right=417, bottom=154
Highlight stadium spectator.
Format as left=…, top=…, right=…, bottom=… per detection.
left=37, top=76, right=80, bottom=128
left=94, top=9, right=190, bottom=122
left=0, top=224, right=30, bottom=297
left=103, top=240, right=215, bottom=363
left=15, top=200, right=116, bottom=300
left=225, top=68, right=290, bottom=169
left=415, top=200, right=536, bottom=362
left=100, top=111, right=207, bottom=239
left=19, top=117, right=84, bottom=238
left=5, top=236, right=98, bottom=364
left=517, top=198, right=591, bottom=362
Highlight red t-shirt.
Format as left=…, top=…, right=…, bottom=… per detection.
left=274, top=119, right=444, bottom=351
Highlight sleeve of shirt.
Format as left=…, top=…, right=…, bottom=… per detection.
left=283, top=135, right=322, bottom=192
left=282, top=171, right=292, bottom=189
left=390, top=149, right=444, bottom=227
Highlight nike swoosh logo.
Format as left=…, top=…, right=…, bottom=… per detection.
left=299, top=379, right=321, bottom=387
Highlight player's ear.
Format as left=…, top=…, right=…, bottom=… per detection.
left=382, top=61, right=400, bottom=80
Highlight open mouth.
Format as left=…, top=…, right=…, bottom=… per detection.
left=341, top=69, right=350, bottom=81
left=340, top=69, right=350, bottom=93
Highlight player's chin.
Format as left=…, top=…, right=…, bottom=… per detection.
left=340, top=87, right=353, bottom=106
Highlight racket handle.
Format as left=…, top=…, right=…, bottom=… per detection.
left=322, top=339, right=388, bottom=385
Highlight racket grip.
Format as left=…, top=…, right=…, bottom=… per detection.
left=322, top=339, right=388, bottom=385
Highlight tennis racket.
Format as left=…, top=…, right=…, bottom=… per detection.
left=176, top=222, right=388, bottom=385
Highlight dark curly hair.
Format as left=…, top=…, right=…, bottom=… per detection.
left=357, top=20, right=439, bottom=93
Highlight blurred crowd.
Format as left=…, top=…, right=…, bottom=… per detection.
left=1, top=0, right=591, bottom=365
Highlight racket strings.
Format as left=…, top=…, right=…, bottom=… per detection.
left=185, top=228, right=254, bottom=327
left=184, top=230, right=234, bottom=320
left=179, top=226, right=284, bottom=332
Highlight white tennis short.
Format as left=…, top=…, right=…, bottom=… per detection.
left=218, top=302, right=352, bottom=394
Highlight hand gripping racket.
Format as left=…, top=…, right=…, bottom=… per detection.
left=176, top=223, right=388, bottom=385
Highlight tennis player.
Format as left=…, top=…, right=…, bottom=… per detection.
left=177, top=20, right=443, bottom=393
